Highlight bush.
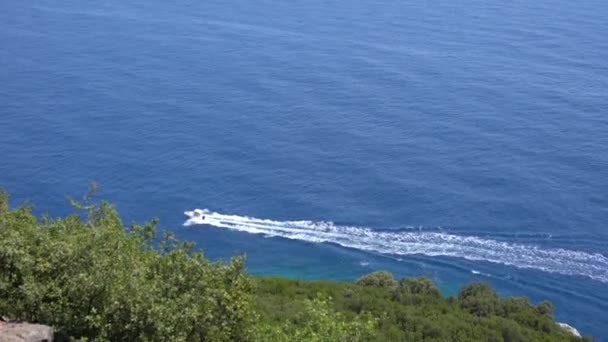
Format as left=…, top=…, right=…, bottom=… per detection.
left=397, top=277, right=441, bottom=297
left=254, top=295, right=377, bottom=342
left=255, top=276, right=591, bottom=341
left=458, top=282, right=501, bottom=316
left=392, top=277, right=442, bottom=306
left=355, top=271, right=397, bottom=289
left=501, top=321, right=526, bottom=342
left=536, top=300, right=554, bottom=316
left=0, top=192, right=255, bottom=341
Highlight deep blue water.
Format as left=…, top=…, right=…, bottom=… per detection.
left=1, top=0, right=608, bottom=338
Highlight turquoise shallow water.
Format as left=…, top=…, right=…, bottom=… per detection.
left=1, top=0, right=607, bottom=338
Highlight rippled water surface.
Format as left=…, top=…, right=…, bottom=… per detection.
left=1, top=0, right=607, bottom=338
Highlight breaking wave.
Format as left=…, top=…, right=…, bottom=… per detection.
left=184, top=210, right=608, bottom=283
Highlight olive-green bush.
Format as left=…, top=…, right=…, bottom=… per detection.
left=0, top=189, right=255, bottom=341
left=255, top=276, right=592, bottom=341
left=355, top=271, right=397, bottom=289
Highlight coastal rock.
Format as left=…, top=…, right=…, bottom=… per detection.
left=0, top=321, right=53, bottom=342
left=557, top=322, right=581, bottom=337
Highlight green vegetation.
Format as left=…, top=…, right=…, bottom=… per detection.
left=355, top=271, right=397, bottom=288
left=0, top=188, right=254, bottom=341
left=0, top=189, right=592, bottom=341
left=254, top=277, right=589, bottom=341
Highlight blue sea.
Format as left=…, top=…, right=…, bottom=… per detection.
left=1, top=0, right=607, bottom=338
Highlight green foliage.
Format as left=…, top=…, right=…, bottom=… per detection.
left=0, top=189, right=8, bottom=214
left=398, top=277, right=440, bottom=296
left=0, top=189, right=594, bottom=341
left=536, top=300, right=554, bottom=316
left=254, top=295, right=376, bottom=341
left=254, top=276, right=591, bottom=341
left=0, top=189, right=255, bottom=341
left=458, top=282, right=501, bottom=316
left=393, top=276, right=441, bottom=305
left=355, top=271, right=397, bottom=289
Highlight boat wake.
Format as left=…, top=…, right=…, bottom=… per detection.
left=184, top=209, right=608, bottom=283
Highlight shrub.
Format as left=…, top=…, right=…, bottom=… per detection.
left=536, top=300, right=554, bottom=316
left=0, top=192, right=255, bottom=341
left=396, top=277, right=441, bottom=297
left=355, top=271, right=397, bottom=289
left=458, top=282, right=501, bottom=316
left=254, top=295, right=377, bottom=342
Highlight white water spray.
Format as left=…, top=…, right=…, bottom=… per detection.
left=184, top=209, right=608, bottom=283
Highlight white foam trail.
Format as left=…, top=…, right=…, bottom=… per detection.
left=471, top=269, right=493, bottom=277
left=184, top=210, right=608, bottom=283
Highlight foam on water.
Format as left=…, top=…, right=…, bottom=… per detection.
left=184, top=210, right=608, bottom=283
